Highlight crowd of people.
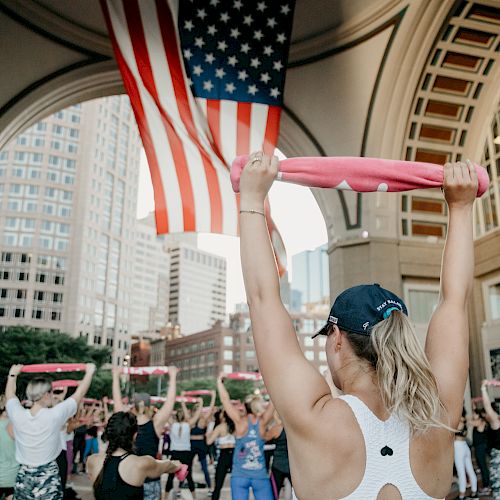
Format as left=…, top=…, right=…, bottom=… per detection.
left=1, top=157, right=500, bottom=500
left=0, top=363, right=293, bottom=500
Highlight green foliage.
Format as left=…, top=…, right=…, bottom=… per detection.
left=86, top=369, right=112, bottom=400
left=0, top=326, right=111, bottom=397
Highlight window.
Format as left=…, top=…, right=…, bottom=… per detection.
left=408, top=289, right=439, bottom=323
left=489, top=283, right=500, bottom=321
left=0, top=307, right=6, bottom=317
left=245, top=350, right=255, bottom=359
left=52, top=125, right=63, bottom=136
left=319, top=351, right=327, bottom=361
left=51, top=311, right=61, bottom=321
left=224, top=350, right=233, bottom=360
left=32, top=309, right=43, bottom=320
left=36, top=122, right=47, bottom=131
left=224, top=336, right=233, bottom=346
left=43, top=203, right=55, bottom=215
left=305, top=351, right=315, bottom=361
left=18, top=272, right=29, bottom=281
left=36, top=273, right=47, bottom=283
left=1, top=252, right=12, bottom=262
left=34, top=291, right=45, bottom=301
left=223, top=364, right=233, bottom=374
left=16, top=289, right=26, bottom=299
left=304, top=337, right=314, bottom=347
left=69, top=128, right=79, bottom=138
left=14, top=308, right=25, bottom=318
left=53, top=292, right=63, bottom=303
left=0, top=288, right=7, bottom=298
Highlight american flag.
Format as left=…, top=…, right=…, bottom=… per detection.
left=101, top=0, right=294, bottom=271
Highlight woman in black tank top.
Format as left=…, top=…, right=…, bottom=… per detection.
left=88, top=412, right=184, bottom=500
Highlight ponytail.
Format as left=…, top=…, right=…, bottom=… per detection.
left=93, top=412, right=137, bottom=498
left=345, top=310, right=448, bottom=434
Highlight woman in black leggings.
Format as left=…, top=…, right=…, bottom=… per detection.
left=471, top=408, right=490, bottom=494
left=207, top=410, right=235, bottom=500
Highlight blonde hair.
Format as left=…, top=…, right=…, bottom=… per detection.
left=26, top=377, right=52, bottom=403
left=345, top=311, right=448, bottom=434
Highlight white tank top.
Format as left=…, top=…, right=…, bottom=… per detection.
left=336, top=395, right=441, bottom=500
left=170, top=422, right=191, bottom=451
left=217, top=433, right=235, bottom=447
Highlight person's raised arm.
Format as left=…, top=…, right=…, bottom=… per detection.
left=207, top=389, right=216, bottom=416
left=5, top=364, right=23, bottom=401
left=260, top=399, right=275, bottom=427
left=239, top=153, right=331, bottom=428
left=425, top=161, right=478, bottom=425
left=154, top=366, right=178, bottom=436
left=180, top=398, right=191, bottom=422
left=206, top=424, right=222, bottom=446
left=112, top=366, right=125, bottom=413
left=481, top=380, right=500, bottom=429
left=138, top=456, right=182, bottom=480
left=71, top=363, right=96, bottom=406
left=188, top=398, right=203, bottom=427
left=217, top=373, right=241, bottom=424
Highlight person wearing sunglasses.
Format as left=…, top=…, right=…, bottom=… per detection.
left=239, top=154, right=477, bottom=499
left=5, top=363, right=95, bottom=499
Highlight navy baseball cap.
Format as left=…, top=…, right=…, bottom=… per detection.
left=312, top=283, right=408, bottom=338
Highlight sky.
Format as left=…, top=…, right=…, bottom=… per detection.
left=136, top=150, right=328, bottom=312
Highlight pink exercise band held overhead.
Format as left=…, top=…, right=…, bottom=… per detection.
left=230, top=155, right=489, bottom=196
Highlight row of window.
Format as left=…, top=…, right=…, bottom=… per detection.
left=4, top=218, right=70, bottom=233
left=0, top=306, right=61, bottom=321
left=3, top=234, right=69, bottom=251
left=0, top=270, right=65, bottom=285
left=0, top=289, right=63, bottom=303
left=3, top=184, right=73, bottom=201
left=14, top=136, right=79, bottom=154
left=0, top=198, right=72, bottom=217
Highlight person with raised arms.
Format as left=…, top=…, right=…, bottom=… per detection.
left=206, top=409, right=236, bottom=500
left=217, top=372, right=275, bottom=499
left=112, top=365, right=178, bottom=500
left=186, top=390, right=216, bottom=491
left=5, top=363, right=95, bottom=499
left=238, top=152, right=477, bottom=499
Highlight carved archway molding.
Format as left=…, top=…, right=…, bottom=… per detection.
left=0, top=60, right=123, bottom=151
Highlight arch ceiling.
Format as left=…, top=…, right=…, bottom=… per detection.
left=0, top=0, right=499, bottom=240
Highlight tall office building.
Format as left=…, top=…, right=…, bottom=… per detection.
left=131, top=213, right=170, bottom=337
left=0, top=96, right=142, bottom=364
left=166, top=241, right=226, bottom=335
left=291, top=244, right=329, bottom=307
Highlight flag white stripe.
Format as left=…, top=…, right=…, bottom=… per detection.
left=219, top=100, right=238, bottom=166
left=107, top=0, right=184, bottom=232
left=139, top=0, right=211, bottom=232
left=250, top=103, right=269, bottom=153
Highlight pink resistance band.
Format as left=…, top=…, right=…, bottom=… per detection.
left=230, top=156, right=489, bottom=196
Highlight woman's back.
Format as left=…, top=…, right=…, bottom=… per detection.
left=288, top=395, right=452, bottom=499
left=94, top=454, right=143, bottom=500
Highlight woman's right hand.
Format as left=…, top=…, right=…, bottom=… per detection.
left=443, top=160, right=478, bottom=209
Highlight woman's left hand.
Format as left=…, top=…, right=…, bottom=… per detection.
left=239, top=152, right=279, bottom=206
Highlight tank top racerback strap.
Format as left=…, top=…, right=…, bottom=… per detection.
left=336, top=395, right=441, bottom=500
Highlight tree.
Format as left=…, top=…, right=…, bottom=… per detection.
left=0, top=326, right=111, bottom=398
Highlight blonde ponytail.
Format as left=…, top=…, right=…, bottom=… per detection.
left=345, top=310, right=449, bottom=434
left=371, top=310, right=446, bottom=434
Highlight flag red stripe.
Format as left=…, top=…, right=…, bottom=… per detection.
left=207, top=99, right=222, bottom=158
left=124, top=0, right=196, bottom=231
left=100, top=0, right=170, bottom=233
left=155, top=0, right=223, bottom=233
left=236, top=102, right=251, bottom=156
left=263, top=106, right=281, bottom=155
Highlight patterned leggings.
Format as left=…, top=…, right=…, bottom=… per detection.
left=491, top=448, right=500, bottom=499
left=14, top=461, right=62, bottom=499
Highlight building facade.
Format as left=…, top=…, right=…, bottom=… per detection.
left=166, top=241, right=227, bottom=335
left=0, top=96, right=142, bottom=364
left=291, top=244, right=329, bottom=309
left=150, top=311, right=329, bottom=382
left=131, top=213, right=170, bottom=337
